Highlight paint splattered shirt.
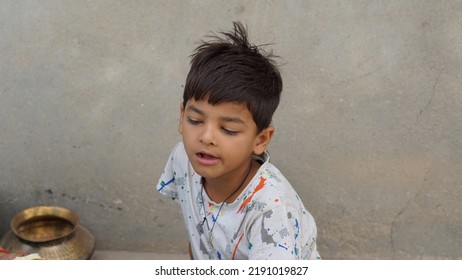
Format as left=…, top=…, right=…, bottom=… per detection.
left=157, top=142, right=320, bottom=260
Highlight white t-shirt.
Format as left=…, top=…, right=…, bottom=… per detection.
left=157, top=142, right=320, bottom=260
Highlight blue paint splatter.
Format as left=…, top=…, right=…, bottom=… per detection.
left=158, top=177, right=174, bottom=191
left=294, top=218, right=300, bottom=255
left=294, top=218, right=300, bottom=239
left=278, top=244, right=288, bottom=250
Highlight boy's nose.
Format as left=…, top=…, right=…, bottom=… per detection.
left=199, top=125, right=217, bottom=146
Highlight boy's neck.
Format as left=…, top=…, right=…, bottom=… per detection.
left=204, top=159, right=260, bottom=204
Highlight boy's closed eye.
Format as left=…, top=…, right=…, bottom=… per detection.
left=188, top=117, right=240, bottom=136
left=221, top=128, right=239, bottom=136
left=187, top=118, right=202, bottom=125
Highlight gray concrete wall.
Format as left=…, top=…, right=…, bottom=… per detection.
left=1, top=0, right=461, bottom=259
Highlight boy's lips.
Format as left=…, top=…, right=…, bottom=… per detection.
left=196, top=151, right=221, bottom=165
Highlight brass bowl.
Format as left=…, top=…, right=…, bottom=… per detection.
left=0, top=206, right=95, bottom=260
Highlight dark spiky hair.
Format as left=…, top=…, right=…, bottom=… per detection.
left=183, top=21, right=283, bottom=133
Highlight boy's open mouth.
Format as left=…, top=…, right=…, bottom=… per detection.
left=196, top=152, right=221, bottom=165
left=197, top=153, right=218, bottom=160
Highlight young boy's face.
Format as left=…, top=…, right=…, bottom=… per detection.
left=179, top=99, right=273, bottom=181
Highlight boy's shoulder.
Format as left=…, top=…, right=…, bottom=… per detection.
left=253, top=152, right=293, bottom=193
left=169, top=142, right=188, bottom=165
left=237, top=158, right=304, bottom=214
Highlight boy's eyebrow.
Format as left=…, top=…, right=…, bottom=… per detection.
left=187, top=105, right=204, bottom=116
left=220, top=116, right=245, bottom=124
left=187, top=105, right=246, bottom=124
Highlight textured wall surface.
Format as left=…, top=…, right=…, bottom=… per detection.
left=1, top=1, right=461, bottom=259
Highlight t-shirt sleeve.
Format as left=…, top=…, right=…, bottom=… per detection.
left=156, top=143, right=181, bottom=203
left=246, top=205, right=320, bottom=260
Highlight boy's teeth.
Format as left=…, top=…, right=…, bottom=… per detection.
left=201, top=153, right=214, bottom=159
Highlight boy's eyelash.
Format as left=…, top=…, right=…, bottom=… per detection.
left=222, top=128, right=238, bottom=135
left=187, top=118, right=239, bottom=135
left=187, top=118, right=201, bottom=124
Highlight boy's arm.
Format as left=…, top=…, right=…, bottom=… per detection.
left=157, top=143, right=182, bottom=201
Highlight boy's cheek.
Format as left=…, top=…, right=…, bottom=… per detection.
left=178, top=117, right=185, bottom=135
left=178, top=103, right=185, bottom=134
left=178, top=121, right=183, bottom=135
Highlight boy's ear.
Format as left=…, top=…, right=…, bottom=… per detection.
left=178, top=103, right=185, bottom=135
left=253, top=126, right=275, bottom=155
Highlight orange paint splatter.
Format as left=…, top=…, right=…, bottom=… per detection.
left=232, top=233, right=245, bottom=260
left=237, top=176, right=266, bottom=213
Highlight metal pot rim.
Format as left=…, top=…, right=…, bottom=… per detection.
left=10, top=205, right=80, bottom=243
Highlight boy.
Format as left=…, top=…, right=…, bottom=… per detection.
left=157, top=22, right=319, bottom=260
